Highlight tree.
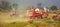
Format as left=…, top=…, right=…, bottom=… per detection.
left=0, top=0, right=11, bottom=12
left=11, top=3, right=18, bottom=11
left=50, top=5, right=57, bottom=10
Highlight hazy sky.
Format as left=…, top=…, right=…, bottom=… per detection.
left=0, top=0, right=60, bottom=9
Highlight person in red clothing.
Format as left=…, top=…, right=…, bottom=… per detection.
left=28, top=8, right=41, bottom=19
left=41, top=11, right=48, bottom=18
left=28, top=8, right=48, bottom=19
left=27, top=8, right=35, bottom=19
left=31, top=8, right=42, bottom=19
left=33, top=8, right=40, bottom=18
left=10, top=11, right=16, bottom=17
left=52, top=14, right=58, bottom=19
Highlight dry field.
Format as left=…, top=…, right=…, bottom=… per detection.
left=0, top=12, right=60, bottom=27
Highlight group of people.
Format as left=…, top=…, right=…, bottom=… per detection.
left=10, top=7, right=58, bottom=19
left=27, top=7, right=59, bottom=19
left=27, top=8, right=48, bottom=19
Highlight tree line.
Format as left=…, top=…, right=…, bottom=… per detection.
left=0, top=0, right=18, bottom=12
left=0, top=0, right=57, bottom=12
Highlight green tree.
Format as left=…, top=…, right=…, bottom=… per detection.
left=0, top=0, right=12, bottom=12
left=12, top=3, right=18, bottom=9
left=11, top=3, right=18, bottom=11
left=50, top=5, right=57, bottom=10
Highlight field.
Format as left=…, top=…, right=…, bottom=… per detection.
left=0, top=12, right=60, bottom=27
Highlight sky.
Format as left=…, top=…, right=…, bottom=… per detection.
left=0, top=0, right=60, bottom=9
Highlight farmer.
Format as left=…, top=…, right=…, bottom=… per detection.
left=27, top=8, right=35, bottom=19
left=41, top=10, right=48, bottom=18
left=34, top=8, right=48, bottom=19
left=10, top=8, right=16, bottom=17
left=52, top=14, right=58, bottom=19
left=10, top=10, right=16, bottom=17
left=33, top=8, right=42, bottom=19
left=29, top=8, right=43, bottom=19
